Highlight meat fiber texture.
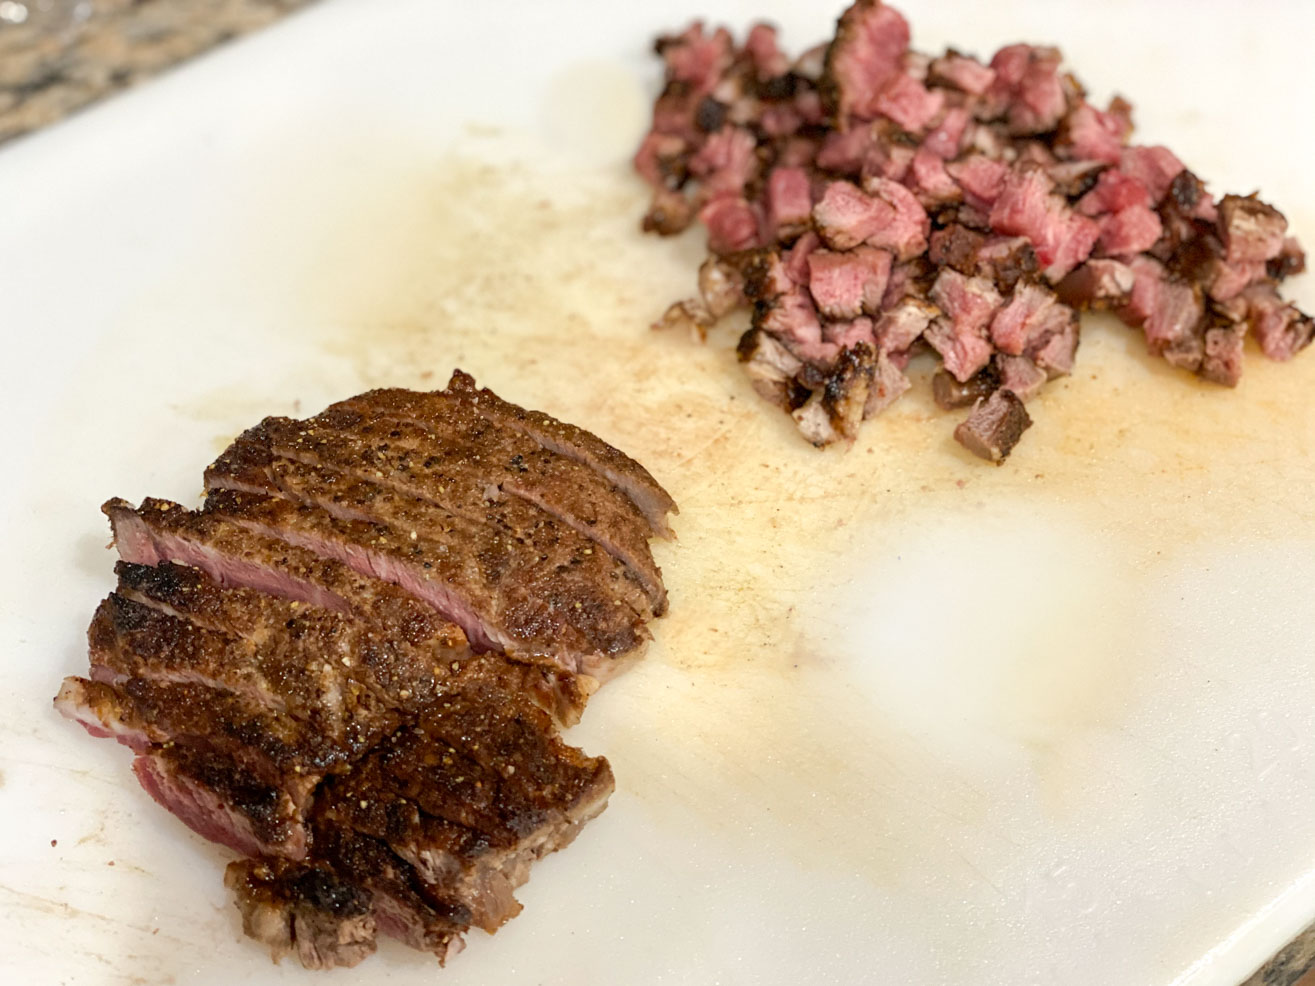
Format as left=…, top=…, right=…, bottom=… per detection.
left=53, top=372, right=676, bottom=970
left=636, top=0, right=1311, bottom=461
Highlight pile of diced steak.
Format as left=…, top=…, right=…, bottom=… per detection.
left=636, top=0, right=1311, bottom=461
left=54, top=371, right=676, bottom=970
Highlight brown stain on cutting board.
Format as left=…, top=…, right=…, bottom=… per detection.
left=208, top=140, right=1315, bottom=906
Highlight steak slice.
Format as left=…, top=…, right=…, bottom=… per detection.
left=57, top=674, right=319, bottom=861
left=111, top=561, right=527, bottom=725
left=103, top=497, right=460, bottom=648
left=926, top=268, right=1003, bottom=382
left=224, top=678, right=611, bottom=964
left=226, top=856, right=379, bottom=970
left=1217, top=193, right=1288, bottom=264
left=737, top=327, right=805, bottom=408
left=201, top=484, right=649, bottom=684
left=103, top=497, right=592, bottom=724
left=56, top=674, right=330, bottom=856
left=60, top=597, right=614, bottom=878
left=86, top=590, right=390, bottom=742
left=212, top=409, right=667, bottom=616
left=319, top=688, right=614, bottom=933
left=227, top=827, right=469, bottom=970
left=822, top=0, right=911, bottom=121
left=133, top=744, right=308, bottom=859
left=70, top=650, right=359, bottom=790
left=207, top=431, right=654, bottom=625
left=1055, top=259, right=1135, bottom=310
left=442, top=371, right=677, bottom=537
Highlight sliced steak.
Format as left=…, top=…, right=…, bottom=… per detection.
left=57, top=670, right=336, bottom=815
left=813, top=179, right=928, bottom=259
left=765, top=165, right=814, bottom=240
left=86, top=587, right=395, bottom=744
left=224, top=678, right=611, bottom=967
left=987, top=44, right=1067, bottom=136
left=864, top=348, right=913, bottom=417
left=1060, top=100, right=1129, bottom=164
left=988, top=282, right=1073, bottom=357
left=103, top=498, right=457, bottom=647
left=1200, top=324, right=1245, bottom=387
left=975, top=236, right=1041, bottom=292
left=757, top=285, right=836, bottom=364
left=1119, top=145, right=1184, bottom=205
left=874, top=296, right=937, bottom=354
left=932, top=363, right=1000, bottom=410
left=1096, top=204, right=1163, bottom=256
left=995, top=354, right=1048, bottom=401
left=988, top=164, right=1100, bottom=281
left=1121, top=256, right=1206, bottom=370
left=60, top=378, right=668, bottom=973
left=113, top=561, right=461, bottom=721
left=928, top=51, right=996, bottom=95
left=698, top=255, right=747, bottom=318
left=1268, top=237, right=1306, bottom=281
left=699, top=195, right=764, bottom=254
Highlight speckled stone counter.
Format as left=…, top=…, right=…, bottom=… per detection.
left=1, top=2, right=1313, bottom=984
left=1244, top=926, right=1315, bottom=986
left=0, top=0, right=316, bottom=143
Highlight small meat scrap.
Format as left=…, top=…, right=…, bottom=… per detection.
left=635, top=0, right=1310, bottom=460
left=953, top=389, right=1033, bottom=462
left=55, top=373, right=676, bottom=970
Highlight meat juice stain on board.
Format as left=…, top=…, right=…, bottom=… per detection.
left=169, top=133, right=1315, bottom=896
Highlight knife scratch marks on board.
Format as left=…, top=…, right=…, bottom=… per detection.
left=667, top=424, right=737, bottom=471
left=74, top=815, right=111, bottom=848
left=0, top=885, right=194, bottom=948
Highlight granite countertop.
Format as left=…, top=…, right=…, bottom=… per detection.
left=1248, top=934, right=1315, bottom=986
left=1, top=3, right=1312, bottom=984
left=0, top=0, right=315, bottom=143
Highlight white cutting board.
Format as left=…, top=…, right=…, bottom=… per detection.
left=1, top=1, right=1313, bottom=983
